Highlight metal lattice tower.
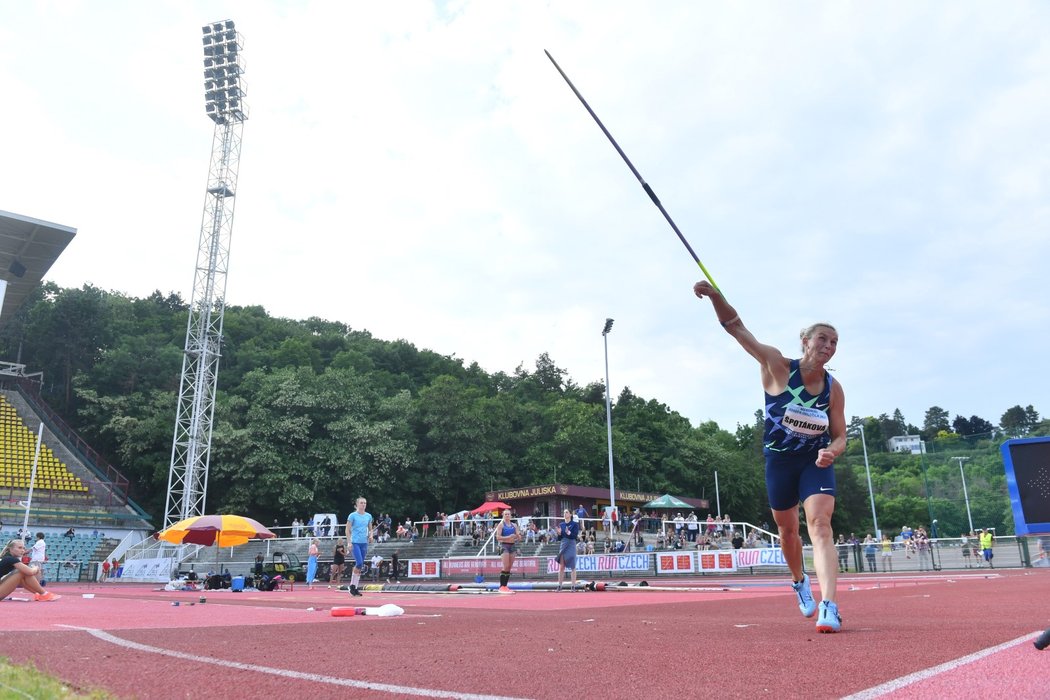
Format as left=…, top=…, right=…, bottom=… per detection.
left=164, top=19, right=249, bottom=528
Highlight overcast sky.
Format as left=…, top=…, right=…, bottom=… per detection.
left=1, top=1, right=1047, bottom=434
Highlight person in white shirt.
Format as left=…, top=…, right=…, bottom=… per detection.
left=687, top=513, right=699, bottom=543
left=29, top=532, right=47, bottom=585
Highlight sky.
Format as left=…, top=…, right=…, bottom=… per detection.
left=1, top=1, right=1047, bottom=435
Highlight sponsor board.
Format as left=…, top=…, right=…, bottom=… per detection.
left=544, top=553, right=651, bottom=574
left=656, top=551, right=695, bottom=573
left=733, top=547, right=789, bottom=568
left=408, top=559, right=441, bottom=578
left=441, top=557, right=541, bottom=575
left=120, top=557, right=176, bottom=582
left=697, top=550, right=736, bottom=572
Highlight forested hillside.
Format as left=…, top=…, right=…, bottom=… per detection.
left=1, top=283, right=1044, bottom=536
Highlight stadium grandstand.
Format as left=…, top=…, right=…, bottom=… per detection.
left=0, top=210, right=152, bottom=582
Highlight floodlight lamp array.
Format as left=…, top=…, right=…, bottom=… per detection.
left=202, top=20, right=247, bottom=123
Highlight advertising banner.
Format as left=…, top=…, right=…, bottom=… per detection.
left=408, top=559, right=441, bottom=578
left=442, top=557, right=541, bottom=576
left=697, top=550, right=736, bottom=572
left=544, top=553, right=651, bottom=574
left=656, top=551, right=695, bottom=573
left=733, top=547, right=789, bottom=568
left=119, top=557, right=176, bottom=582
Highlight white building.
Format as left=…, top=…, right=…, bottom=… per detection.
left=887, top=435, right=925, bottom=454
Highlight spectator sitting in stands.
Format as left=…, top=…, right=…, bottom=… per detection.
left=64, top=528, right=76, bottom=539
left=396, top=524, right=408, bottom=540
left=612, top=540, right=626, bottom=553
left=524, top=522, right=538, bottom=544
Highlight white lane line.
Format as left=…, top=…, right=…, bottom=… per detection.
left=841, top=632, right=1039, bottom=699
left=59, top=626, right=532, bottom=700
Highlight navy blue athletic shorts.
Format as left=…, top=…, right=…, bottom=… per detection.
left=765, top=449, right=836, bottom=511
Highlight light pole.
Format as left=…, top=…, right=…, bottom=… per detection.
left=919, top=441, right=936, bottom=533
left=714, top=470, right=721, bottom=517
left=602, top=318, right=616, bottom=522
left=853, top=424, right=880, bottom=539
left=954, top=456, right=973, bottom=534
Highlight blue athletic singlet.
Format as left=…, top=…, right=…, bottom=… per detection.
left=763, top=359, right=833, bottom=455
left=500, top=521, right=518, bottom=554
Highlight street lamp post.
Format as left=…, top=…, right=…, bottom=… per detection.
left=919, top=441, right=936, bottom=533
left=602, top=319, right=616, bottom=522
left=854, top=424, right=880, bottom=539
left=954, top=456, right=973, bottom=534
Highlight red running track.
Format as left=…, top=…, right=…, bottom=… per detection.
left=1, top=570, right=1047, bottom=699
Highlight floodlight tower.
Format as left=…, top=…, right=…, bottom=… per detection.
left=164, top=19, right=249, bottom=528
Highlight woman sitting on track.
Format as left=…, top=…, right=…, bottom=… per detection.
left=0, top=539, right=59, bottom=602
left=556, top=509, right=580, bottom=592
left=494, top=510, right=521, bottom=594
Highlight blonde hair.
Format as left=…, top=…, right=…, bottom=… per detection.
left=802, top=323, right=835, bottom=342
left=800, top=323, right=837, bottom=350
left=2, top=539, right=25, bottom=558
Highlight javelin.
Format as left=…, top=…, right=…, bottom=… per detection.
left=544, top=50, right=721, bottom=294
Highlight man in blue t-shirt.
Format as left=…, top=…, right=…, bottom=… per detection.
left=575, top=505, right=588, bottom=530
left=345, top=497, right=374, bottom=597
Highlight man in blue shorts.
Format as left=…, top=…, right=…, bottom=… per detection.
left=345, top=496, right=374, bottom=597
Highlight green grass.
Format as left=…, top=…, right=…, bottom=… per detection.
left=0, top=658, right=114, bottom=699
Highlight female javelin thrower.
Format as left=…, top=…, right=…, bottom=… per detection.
left=694, top=280, right=846, bottom=633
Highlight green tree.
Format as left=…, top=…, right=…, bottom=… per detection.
left=412, top=375, right=514, bottom=511
left=23, top=284, right=114, bottom=412
left=922, top=406, right=951, bottom=440
left=1000, top=405, right=1040, bottom=437
left=210, top=366, right=414, bottom=521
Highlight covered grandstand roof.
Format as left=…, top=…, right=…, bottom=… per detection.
left=0, top=210, right=77, bottom=329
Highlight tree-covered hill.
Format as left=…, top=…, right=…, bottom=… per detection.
left=0, top=283, right=1042, bottom=536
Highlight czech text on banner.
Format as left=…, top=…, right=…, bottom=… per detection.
left=733, top=547, right=789, bottom=568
